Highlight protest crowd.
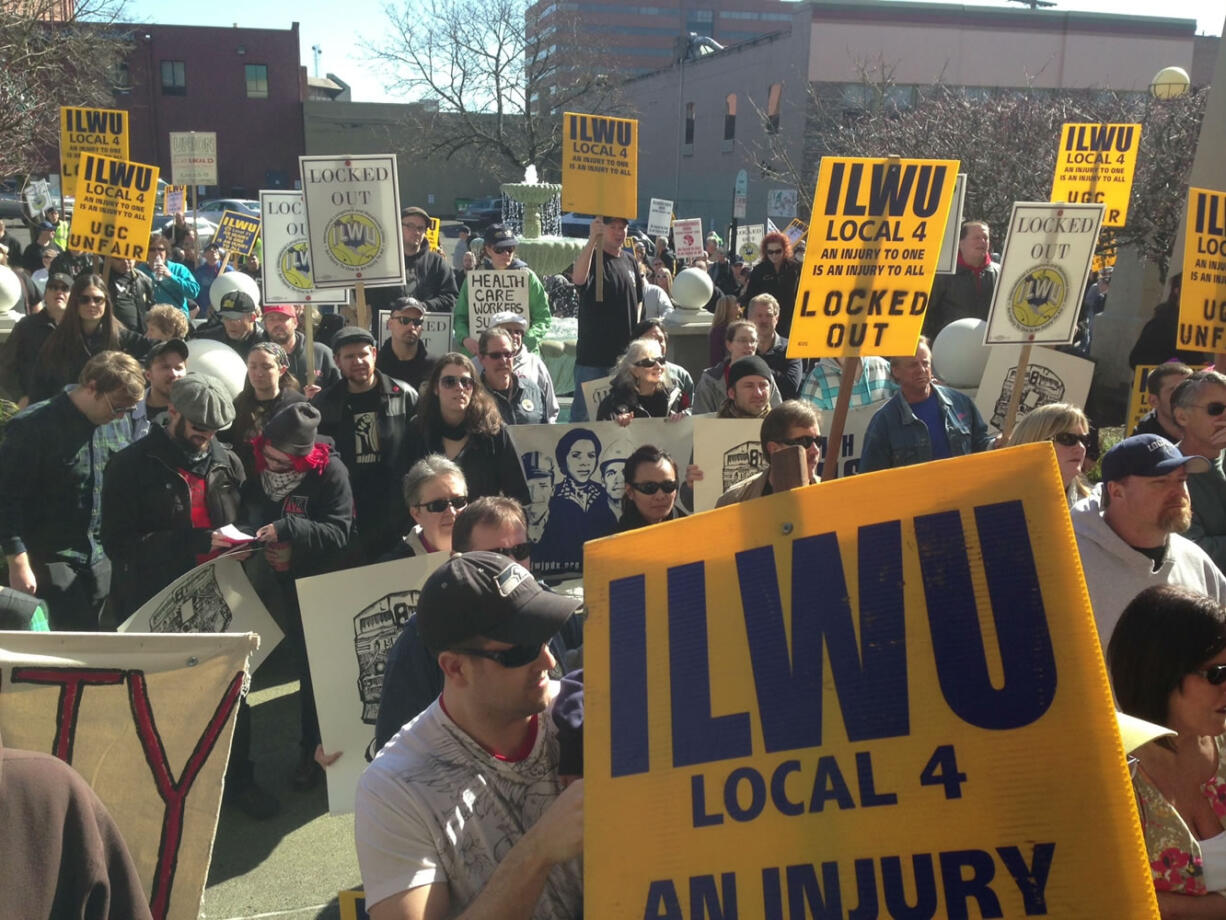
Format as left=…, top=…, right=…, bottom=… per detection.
left=1, top=148, right=1226, bottom=919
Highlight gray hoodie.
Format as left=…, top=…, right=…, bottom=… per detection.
left=1071, top=489, right=1226, bottom=648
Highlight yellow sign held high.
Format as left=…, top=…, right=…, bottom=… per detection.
left=584, top=445, right=1157, bottom=919
left=789, top=156, right=959, bottom=359
left=1050, top=122, right=1141, bottom=228
left=67, top=152, right=160, bottom=262
left=561, top=112, right=638, bottom=219
left=59, top=106, right=129, bottom=199
left=1179, top=186, right=1226, bottom=354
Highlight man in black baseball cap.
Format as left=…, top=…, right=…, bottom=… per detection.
left=194, top=289, right=267, bottom=360
left=356, top=550, right=583, bottom=918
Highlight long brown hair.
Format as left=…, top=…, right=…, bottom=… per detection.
left=418, top=352, right=502, bottom=438
left=38, top=273, right=119, bottom=378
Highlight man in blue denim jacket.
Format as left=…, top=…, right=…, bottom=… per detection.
left=860, top=336, right=994, bottom=473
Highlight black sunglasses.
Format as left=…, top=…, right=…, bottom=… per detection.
left=780, top=435, right=819, bottom=449
left=491, top=542, right=532, bottom=561
left=440, top=375, right=475, bottom=390
left=393, top=316, right=424, bottom=327
left=1194, top=402, right=1226, bottom=417
left=1052, top=432, right=1091, bottom=448
left=1193, top=664, right=1226, bottom=685
left=766, top=248, right=784, bottom=255
left=455, top=643, right=543, bottom=668
left=414, top=496, right=468, bottom=513
left=483, top=350, right=515, bottom=361
left=633, top=356, right=666, bottom=368
left=631, top=480, right=678, bottom=495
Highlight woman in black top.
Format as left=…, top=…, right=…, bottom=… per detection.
left=31, top=273, right=149, bottom=402
left=618, top=445, right=688, bottom=531
left=407, top=352, right=529, bottom=505
left=596, top=338, right=686, bottom=424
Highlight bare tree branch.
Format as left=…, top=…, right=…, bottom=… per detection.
left=0, top=0, right=133, bottom=179
left=364, top=0, right=629, bottom=179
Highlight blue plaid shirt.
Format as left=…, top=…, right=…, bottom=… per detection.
left=800, top=357, right=897, bottom=410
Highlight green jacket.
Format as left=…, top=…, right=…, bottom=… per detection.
left=452, top=261, right=551, bottom=357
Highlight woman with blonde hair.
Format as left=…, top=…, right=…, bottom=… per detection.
left=1006, top=402, right=1092, bottom=504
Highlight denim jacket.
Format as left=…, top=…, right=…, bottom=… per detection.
left=859, top=384, right=992, bottom=473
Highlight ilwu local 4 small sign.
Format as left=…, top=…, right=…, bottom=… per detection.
left=583, top=444, right=1157, bottom=920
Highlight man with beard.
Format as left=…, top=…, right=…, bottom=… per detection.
left=715, top=355, right=773, bottom=419
left=1072, top=434, right=1226, bottom=647
left=375, top=296, right=435, bottom=391
left=367, top=206, right=458, bottom=315
left=314, top=326, right=417, bottom=563
left=100, top=372, right=280, bottom=819
left=262, top=304, right=340, bottom=393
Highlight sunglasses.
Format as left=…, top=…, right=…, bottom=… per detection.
left=1052, top=432, right=1091, bottom=448
left=631, top=480, right=677, bottom=495
left=483, top=350, right=515, bottom=361
left=393, top=316, right=424, bottom=327
left=634, top=356, right=666, bottom=368
left=1193, top=664, right=1226, bottom=685
left=766, top=248, right=784, bottom=255
left=455, top=643, right=543, bottom=668
left=491, top=542, right=532, bottom=561
left=1193, top=402, right=1226, bottom=417
left=780, top=435, right=819, bottom=449
left=79, top=294, right=106, bottom=305
left=414, top=496, right=468, bottom=513
left=440, top=375, right=475, bottom=390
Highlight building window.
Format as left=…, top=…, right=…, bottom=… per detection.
left=724, top=93, right=736, bottom=141
left=685, top=102, right=695, bottom=145
left=766, top=82, right=782, bottom=134
left=160, top=60, right=186, bottom=96
left=245, top=64, right=269, bottom=99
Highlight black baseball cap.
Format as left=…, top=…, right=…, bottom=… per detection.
left=331, top=325, right=376, bottom=351
left=146, top=338, right=189, bottom=366
left=417, top=552, right=580, bottom=653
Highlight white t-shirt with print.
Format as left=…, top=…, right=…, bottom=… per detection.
left=355, top=696, right=582, bottom=917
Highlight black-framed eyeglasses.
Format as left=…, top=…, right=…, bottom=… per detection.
left=440, top=375, right=475, bottom=390
left=1193, top=402, right=1226, bottom=417
left=454, top=643, right=544, bottom=668
left=393, top=316, right=424, bottom=327
left=631, top=480, right=677, bottom=495
left=779, top=435, right=819, bottom=449
left=1052, top=432, right=1091, bottom=448
left=1193, top=664, right=1226, bottom=685
left=766, top=248, right=784, bottom=256
left=414, top=496, right=468, bottom=513
left=633, top=356, right=666, bottom=368
left=482, top=350, right=515, bottom=361
left=401, top=222, right=427, bottom=232
left=491, top=542, right=532, bottom=561
left=103, top=392, right=136, bottom=416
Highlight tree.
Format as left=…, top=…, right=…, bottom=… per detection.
left=751, top=64, right=1207, bottom=279
left=366, top=0, right=627, bottom=180
left=0, top=0, right=132, bottom=181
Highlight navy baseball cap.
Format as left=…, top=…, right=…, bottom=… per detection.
left=1100, top=434, right=1209, bottom=483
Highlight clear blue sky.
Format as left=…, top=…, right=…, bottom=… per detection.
left=116, top=0, right=1224, bottom=105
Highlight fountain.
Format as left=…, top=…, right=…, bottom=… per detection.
left=500, top=166, right=585, bottom=278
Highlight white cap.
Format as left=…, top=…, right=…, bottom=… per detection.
left=489, top=311, right=527, bottom=330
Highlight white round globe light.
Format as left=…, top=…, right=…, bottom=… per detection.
left=0, top=265, right=22, bottom=313
left=1151, top=66, right=1190, bottom=100
left=209, top=270, right=262, bottom=310
left=671, top=267, right=714, bottom=311
left=932, top=318, right=990, bottom=389
left=185, top=338, right=247, bottom=402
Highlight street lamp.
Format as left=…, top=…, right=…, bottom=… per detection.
left=1150, top=66, right=1190, bottom=100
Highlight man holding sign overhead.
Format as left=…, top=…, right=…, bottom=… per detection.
left=570, top=217, right=642, bottom=422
